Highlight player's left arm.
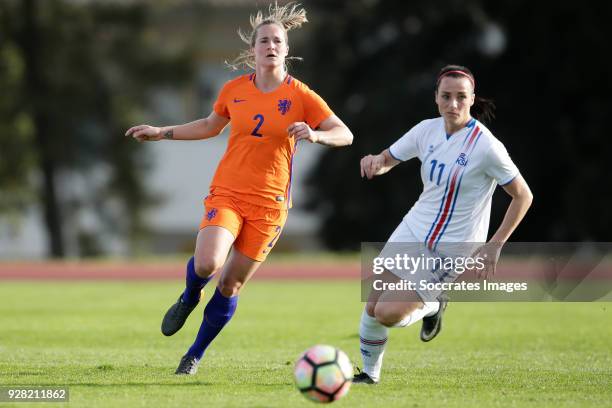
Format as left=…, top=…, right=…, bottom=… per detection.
left=287, top=115, right=353, bottom=147
left=489, top=175, right=533, bottom=244
left=473, top=175, right=533, bottom=278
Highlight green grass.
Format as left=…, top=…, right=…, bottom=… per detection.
left=0, top=281, right=610, bottom=407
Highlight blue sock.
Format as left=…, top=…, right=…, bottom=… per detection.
left=186, top=288, right=238, bottom=360
left=181, top=256, right=213, bottom=306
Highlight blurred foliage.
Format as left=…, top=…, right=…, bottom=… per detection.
left=0, top=0, right=197, bottom=257
left=0, top=28, right=35, bottom=223
left=2, top=0, right=610, bottom=256
left=301, top=0, right=612, bottom=249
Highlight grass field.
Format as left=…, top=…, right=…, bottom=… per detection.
left=0, top=280, right=610, bottom=407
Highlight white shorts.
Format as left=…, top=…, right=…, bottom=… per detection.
left=378, top=221, right=473, bottom=302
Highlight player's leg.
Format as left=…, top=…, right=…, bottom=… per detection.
left=356, top=222, right=442, bottom=383
left=374, top=292, right=439, bottom=328
left=176, top=201, right=286, bottom=375
left=355, top=285, right=387, bottom=384
left=375, top=291, right=446, bottom=341
left=162, top=226, right=236, bottom=337
left=375, top=277, right=445, bottom=341
left=177, top=249, right=261, bottom=375
left=181, top=226, right=236, bottom=305
left=356, top=288, right=440, bottom=384
left=162, top=195, right=241, bottom=337
left=377, top=225, right=443, bottom=332
left=356, top=222, right=412, bottom=384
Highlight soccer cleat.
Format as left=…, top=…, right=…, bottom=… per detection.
left=161, top=294, right=199, bottom=336
left=175, top=354, right=200, bottom=375
left=420, top=294, right=449, bottom=342
left=352, top=368, right=378, bottom=384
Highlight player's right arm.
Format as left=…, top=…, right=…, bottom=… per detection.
left=125, top=111, right=230, bottom=142
left=360, top=149, right=401, bottom=180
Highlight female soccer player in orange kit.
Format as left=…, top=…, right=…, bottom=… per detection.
left=125, top=3, right=353, bottom=375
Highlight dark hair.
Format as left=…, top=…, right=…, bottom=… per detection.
left=435, top=64, right=496, bottom=124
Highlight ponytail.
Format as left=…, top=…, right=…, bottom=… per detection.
left=473, top=96, right=496, bottom=124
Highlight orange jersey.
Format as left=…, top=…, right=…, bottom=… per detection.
left=211, top=74, right=334, bottom=209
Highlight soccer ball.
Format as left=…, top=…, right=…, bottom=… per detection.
left=294, top=344, right=353, bottom=403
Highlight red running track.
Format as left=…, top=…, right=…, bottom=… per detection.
left=0, top=262, right=361, bottom=281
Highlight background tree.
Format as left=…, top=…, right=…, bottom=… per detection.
left=0, top=0, right=197, bottom=257
left=301, top=0, right=612, bottom=249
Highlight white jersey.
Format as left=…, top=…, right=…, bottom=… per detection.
left=389, top=117, right=519, bottom=249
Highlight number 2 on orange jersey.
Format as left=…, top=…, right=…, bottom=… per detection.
left=251, top=114, right=264, bottom=137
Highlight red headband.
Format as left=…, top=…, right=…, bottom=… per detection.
left=437, top=70, right=475, bottom=89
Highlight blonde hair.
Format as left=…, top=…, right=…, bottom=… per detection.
left=226, top=2, right=308, bottom=71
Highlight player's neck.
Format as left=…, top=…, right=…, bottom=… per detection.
left=444, top=117, right=471, bottom=136
left=254, top=66, right=287, bottom=93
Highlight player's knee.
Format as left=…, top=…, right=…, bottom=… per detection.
left=375, top=314, right=402, bottom=328
left=194, top=256, right=224, bottom=278
left=374, top=306, right=404, bottom=327
left=217, top=277, right=244, bottom=297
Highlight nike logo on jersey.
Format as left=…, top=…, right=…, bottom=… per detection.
left=233, top=98, right=247, bottom=103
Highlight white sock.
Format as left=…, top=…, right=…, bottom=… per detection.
left=359, top=309, right=388, bottom=382
left=393, top=301, right=440, bottom=328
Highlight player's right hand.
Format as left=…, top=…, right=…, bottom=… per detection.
left=360, top=154, right=385, bottom=179
left=125, top=125, right=162, bottom=142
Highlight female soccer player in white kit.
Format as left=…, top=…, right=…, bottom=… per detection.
left=354, top=65, right=533, bottom=384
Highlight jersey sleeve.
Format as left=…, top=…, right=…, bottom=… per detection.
left=300, top=87, right=334, bottom=129
left=388, top=122, right=424, bottom=161
left=213, top=81, right=231, bottom=118
left=484, top=139, right=520, bottom=185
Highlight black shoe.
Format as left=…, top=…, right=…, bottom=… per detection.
left=420, top=294, right=449, bottom=342
left=175, top=354, right=200, bottom=375
left=352, top=368, right=378, bottom=384
left=161, top=294, right=199, bottom=336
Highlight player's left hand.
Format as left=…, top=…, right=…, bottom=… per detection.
left=470, top=242, right=503, bottom=279
left=288, top=122, right=319, bottom=143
